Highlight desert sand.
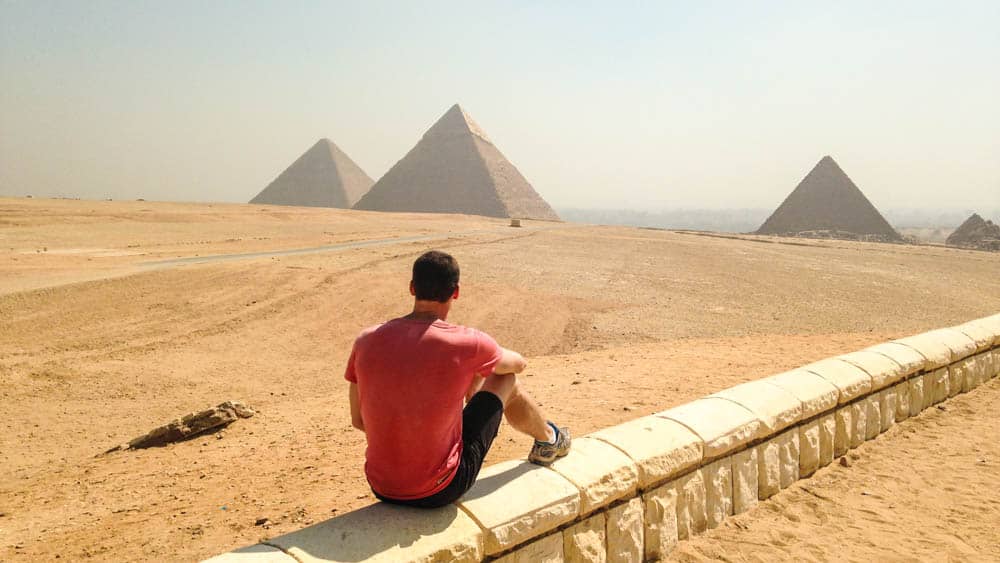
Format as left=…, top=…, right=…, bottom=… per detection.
left=2, top=197, right=999, bottom=561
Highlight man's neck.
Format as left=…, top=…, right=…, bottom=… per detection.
left=405, top=300, right=450, bottom=322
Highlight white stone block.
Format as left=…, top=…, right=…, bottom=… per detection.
left=895, top=329, right=976, bottom=369
left=819, top=413, right=836, bottom=467
left=799, top=420, right=821, bottom=477
left=879, top=388, right=896, bottom=433
left=850, top=401, right=866, bottom=448
left=839, top=349, right=907, bottom=390
left=268, top=503, right=483, bottom=563
left=732, top=447, right=759, bottom=514
left=865, top=395, right=881, bottom=440
left=928, top=367, right=949, bottom=405
left=761, top=369, right=839, bottom=418
left=607, top=497, right=643, bottom=563
left=459, top=460, right=580, bottom=554
left=909, top=375, right=926, bottom=416
left=674, top=470, right=707, bottom=540
left=494, top=533, right=563, bottom=563
left=563, top=513, right=606, bottom=563
left=778, top=429, right=800, bottom=489
left=803, top=358, right=873, bottom=404
left=894, top=381, right=910, bottom=421
left=991, top=349, right=999, bottom=378
left=702, top=457, right=733, bottom=529
left=549, top=437, right=638, bottom=514
left=867, top=342, right=927, bottom=377
left=951, top=360, right=970, bottom=395
left=954, top=320, right=995, bottom=353
left=657, top=398, right=761, bottom=459
left=589, top=416, right=703, bottom=489
left=712, top=379, right=802, bottom=434
left=756, top=437, right=780, bottom=500
left=643, top=484, right=678, bottom=561
left=202, top=545, right=298, bottom=563
left=834, top=406, right=851, bottom=458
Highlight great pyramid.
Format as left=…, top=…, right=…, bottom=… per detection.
left=756, top=156, right=901, bottom=241
left=353, top=104, right=559, bottom=221
left=946, top=213, right=1000, bottom=251
left=250, top=139, right=373, bottom=208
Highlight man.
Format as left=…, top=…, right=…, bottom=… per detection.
left=345, top=250, right=570, bottom=508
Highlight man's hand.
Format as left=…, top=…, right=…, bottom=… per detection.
left=494, top=347, right=527, bottom=375
left=348, top=383, right=365, bottom=432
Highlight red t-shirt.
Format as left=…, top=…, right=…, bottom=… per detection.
left=344, top=318, right=502, bottom=500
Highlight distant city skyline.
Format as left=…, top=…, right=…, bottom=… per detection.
left=2, top=1, right=998, bottom=213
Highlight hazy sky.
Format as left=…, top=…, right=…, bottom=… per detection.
left=2, top=1, right=998, bottom=211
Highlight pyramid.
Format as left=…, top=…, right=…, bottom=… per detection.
left=756, top=156, right=901, bottom=241
left=946, top=213, right=1000, bottom=250
left=250, top=139, right=373, bottom=208
left=353, top=104, right=559, bottom=221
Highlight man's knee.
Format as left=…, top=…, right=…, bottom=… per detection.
left=480, top=372, right=516, bottom=405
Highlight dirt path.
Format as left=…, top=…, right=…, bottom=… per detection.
left=668, top=377, right=1000, bottom=562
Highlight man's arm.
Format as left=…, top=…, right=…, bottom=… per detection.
left=493, top=347, right=527, bottom=375
left=349, top=383, right=364, bottom=432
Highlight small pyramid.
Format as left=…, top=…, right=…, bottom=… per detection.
left=756, top=156, right=901, bottom=241
left=353, top=104, right=559, bottom=221
left=946, top=213, right=1000, bottom=250
left=250, top=139, right=373, bottom=208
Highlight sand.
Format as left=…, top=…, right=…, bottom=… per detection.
left=2, top=197, right=999, bottom=561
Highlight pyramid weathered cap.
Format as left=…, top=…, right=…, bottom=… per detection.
left=250, top=139, right=374, bottom=208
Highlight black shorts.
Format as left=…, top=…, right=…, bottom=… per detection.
left=373, top=390, right=504, bottom=508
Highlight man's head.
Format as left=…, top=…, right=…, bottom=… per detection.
left=411, top=250, right=460, bottom=303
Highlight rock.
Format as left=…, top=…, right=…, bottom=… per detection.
left=839, top=456, right=851, bottom=467
left=105, top=401, right=255, bottom=452
left=254, top=517, right=270, bottom=526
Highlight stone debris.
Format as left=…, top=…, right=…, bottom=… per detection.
left=354, top=104, right=560, bottom=221
left=250, top=139, right=374, bottom=208
left=756, top=156, right=901, bottom=242
left=945, top=213, right=1000, bottom=251
left=105, top=401, right=255, bottom=453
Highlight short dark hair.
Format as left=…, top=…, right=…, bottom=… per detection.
left=412, top=250, right=459, bottom=302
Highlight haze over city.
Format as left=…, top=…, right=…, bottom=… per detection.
left=2, top=1, right=998, bottom=216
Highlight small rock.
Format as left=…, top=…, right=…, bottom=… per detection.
left=254, top=517, right=270, bottom=526
left=839, top=457, right=851, bottom=467
left=356, top=494, right=367, bottom=499
left=936, top=404, right=947, bottom=411
left=861, top=490, right=872, bottom=496
left=571, top=380, right=581, bottom=385
left=623, top=406, right=633, bottom=411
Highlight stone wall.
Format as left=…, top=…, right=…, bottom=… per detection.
left=205, top=314, right=1000, bottom=563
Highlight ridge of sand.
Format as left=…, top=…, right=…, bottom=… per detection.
left=756, top=156, right=901, bottom=241
left=353, top=104, right=560, bottom=221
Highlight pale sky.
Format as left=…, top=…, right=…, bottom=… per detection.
left=1, top=1, right=998, bottom=212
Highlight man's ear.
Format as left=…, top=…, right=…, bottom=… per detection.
left=409, top=280, right=416, bottom=296
left=452, top=285, right=460, bottom=300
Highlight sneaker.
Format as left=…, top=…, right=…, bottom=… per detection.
left=528, top=423, right=571, bottom=466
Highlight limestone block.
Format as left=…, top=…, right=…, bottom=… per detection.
left=838, top=350, right=906, bottom=390
left=702, top=457, right=733, bottom=529
left=549, top=437, right=638, bottom=514
left=952, top=359, right=971, bottom=394
left=850, top=401, right=866, bottom=448
left=459, top=460, right=580, bottom=554
left=778, top=429, right=800, bottom=489
left=955, top=320, right=995, bottom=353
left=202, top=545, right=298, bottom=563
left=991, top=349, right=999, bottom=378
left=589, top=416, right=702, bottom=488
left=674, top=470, right=707, bottom=540
left=494, top=533, right=563, bottom=563
left=834, top=407, right=851, bottom=458
left=818, top=413, right=836, bottom=467
left=607, top=497, right=643, bottom=563
left=909, top=375, right=926, bottom=416
left=865, top=395, right=881, bottom=440
left=866, top=342, right=927, bottom=377
left=643, top=484, right=678, bottom=561
left=803, top=358, right=873, bottom=404
left=761, top=369, right=839, bottom=418
left=895, top=329, right=976, bottom=369
left=894, top=381, right=910, bottom=422
left=983, top=314, right=1000, bottom=346
left=799, top=420, right=821, bottom=477
left=267, top=503, right=483, bottom=563
left=928, top=367, right=949, bottom=405
left=756, top=437, right=780, bottom=500
left=879, top=388, right=896, bottom=433
left=732, top=447, right=759, bottom=514
left=712, top=379, right=802, bottom=434
left=657, top=398, right=761, bottom=459
left=563, top=514, right=606, bottom=563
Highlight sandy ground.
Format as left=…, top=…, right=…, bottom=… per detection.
left=1, top=197, right=999, bottom=561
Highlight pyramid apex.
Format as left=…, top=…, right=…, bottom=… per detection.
left=424, top=103, right=491, bottom=143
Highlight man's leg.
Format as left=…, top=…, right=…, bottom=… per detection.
left=480, top=374, right=553, bottom=443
